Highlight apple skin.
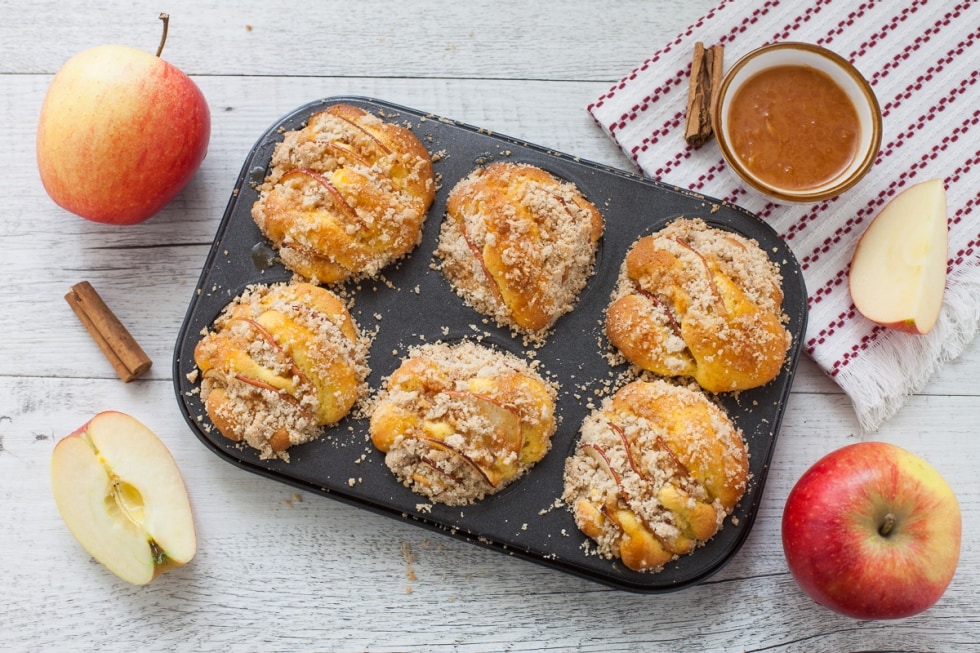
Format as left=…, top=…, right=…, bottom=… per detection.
left=37, top=44, right=210, bottom=225
left=50, top=411, right=197, bottom=585
left=782, top=441, right=961, bottom=620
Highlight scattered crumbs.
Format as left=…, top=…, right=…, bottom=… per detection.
left=538, top=498, right=564, bottom=516
left=402, top=541, right=417, bottom=590
left=245, top=24, right=253, bottom=31
left=347, top=478, right=357, bottom=487
left=402, top=541, right=416, bottom=564
left=415, top=503, right=433, bottom=514
left=374, top=312, right=383, bottom=321
left=521, top=523, right=528, bottom=531
left=185, top=369, right=199, bottom=383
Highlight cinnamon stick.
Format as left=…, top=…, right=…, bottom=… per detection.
left=684, top=42, right=724, bottom=147
left=65, top=281, right=153, bottom=382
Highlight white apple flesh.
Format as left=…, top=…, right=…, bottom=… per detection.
left=50, top=411, right=196, bottom=585
left=782, top=441, right=961, bottom=620
left=36, top=15, right=210, bottom=225
left=848, top=178, right=948, bottom=334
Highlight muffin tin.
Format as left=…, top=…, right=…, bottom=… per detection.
left=172, top=96, right=807, bottom=593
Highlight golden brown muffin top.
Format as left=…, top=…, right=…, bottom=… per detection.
left=251, top=104, right=435, bottom=284
left=563, top=378, right=748, bottom=572
left=437, top=162, right=603, bottom=340
left=606, top=218, right=791, bottom=392
left=369, top=340, right=558, bottom=505
left=194, top=282, right=370, bottom=460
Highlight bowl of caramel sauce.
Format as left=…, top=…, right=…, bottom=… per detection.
left=713, top=42, right=881, bottom=203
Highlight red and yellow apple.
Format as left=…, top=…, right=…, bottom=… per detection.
left=848, top=178, right=948, bottom=334
left=782, top=441, right=960, bottom=620
left=50, top=411, right=197, bottom=585
left=36, top=14, right=210, bottom=225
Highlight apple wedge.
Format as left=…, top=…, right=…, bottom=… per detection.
left=50, top=411, right=196, bottom=585
left=848, top=178, right=948, bottom=334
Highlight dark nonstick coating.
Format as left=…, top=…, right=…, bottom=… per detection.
left=173, top=96, right=807, bottom=593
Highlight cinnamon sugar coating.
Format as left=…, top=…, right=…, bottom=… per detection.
left=605, top=218, right=791, bottom=392
left=369, top=341, right=558, bottom=505
left=194, top=282, right=370, bottom=461
left=251, top=103, right=435, bottom=284
left=562, top=379, right=749, bottom=572
left=436, top=162, right=603, bottom=337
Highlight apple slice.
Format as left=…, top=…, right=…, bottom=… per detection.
left=419, top=436, right=493, bottom=487
left=849, top=178, right=948, bottom=334
left=673, top=237, right=726, bottom=312
left=280, top=168, right=363, bottom=226
left=456, top=216, right=506, bottom=306
left=314, top=140, right=374, bottom=168
left=607, top=421, right=643, bottom=478
left=50, top=411, right=196, bottom=585
left=329, top=109, right=393, bottom=155
left=425, top=389, right=524, bottom=487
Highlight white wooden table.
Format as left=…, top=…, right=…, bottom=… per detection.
left=2, top=2, right=977, bottom=651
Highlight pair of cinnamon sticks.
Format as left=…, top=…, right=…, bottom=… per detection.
left=65, top=281, right=152, bottom=382
left=684, top=42, right=724, bottom=147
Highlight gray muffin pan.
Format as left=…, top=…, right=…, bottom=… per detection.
left=173, top=96, right=807, bottom=593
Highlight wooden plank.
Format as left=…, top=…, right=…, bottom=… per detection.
left=3, top=0, right=978, bottom=650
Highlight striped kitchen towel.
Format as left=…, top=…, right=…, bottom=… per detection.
left=588, top=0, right=980, bottom=433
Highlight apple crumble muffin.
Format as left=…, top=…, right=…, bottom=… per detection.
left=251, top=103, right=435, bottom=284
left=563, top=379, right=749, bottom=572
left=194, top=282, right=370, bottom=460
left=605, top=217, right=791, bottom=392
left=436, top=162, right=603, bottom=338
left=369, top=340, right=558, bottom=505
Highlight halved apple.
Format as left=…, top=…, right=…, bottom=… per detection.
left=50, top=411, right=196, bottom=585
left=848, top=178, right=948, bottom=334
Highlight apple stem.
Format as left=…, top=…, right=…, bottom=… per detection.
left=879, top=513, right=896, bottom=538
left=156, top=13, right=170, bottom=58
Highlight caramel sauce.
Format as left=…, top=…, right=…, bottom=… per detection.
left=727, top=64, right=860, bottom=191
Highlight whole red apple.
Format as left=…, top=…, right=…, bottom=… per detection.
left=782, top=441, right=961, bottom=620
left=36, top=14, right=210, bottom=225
